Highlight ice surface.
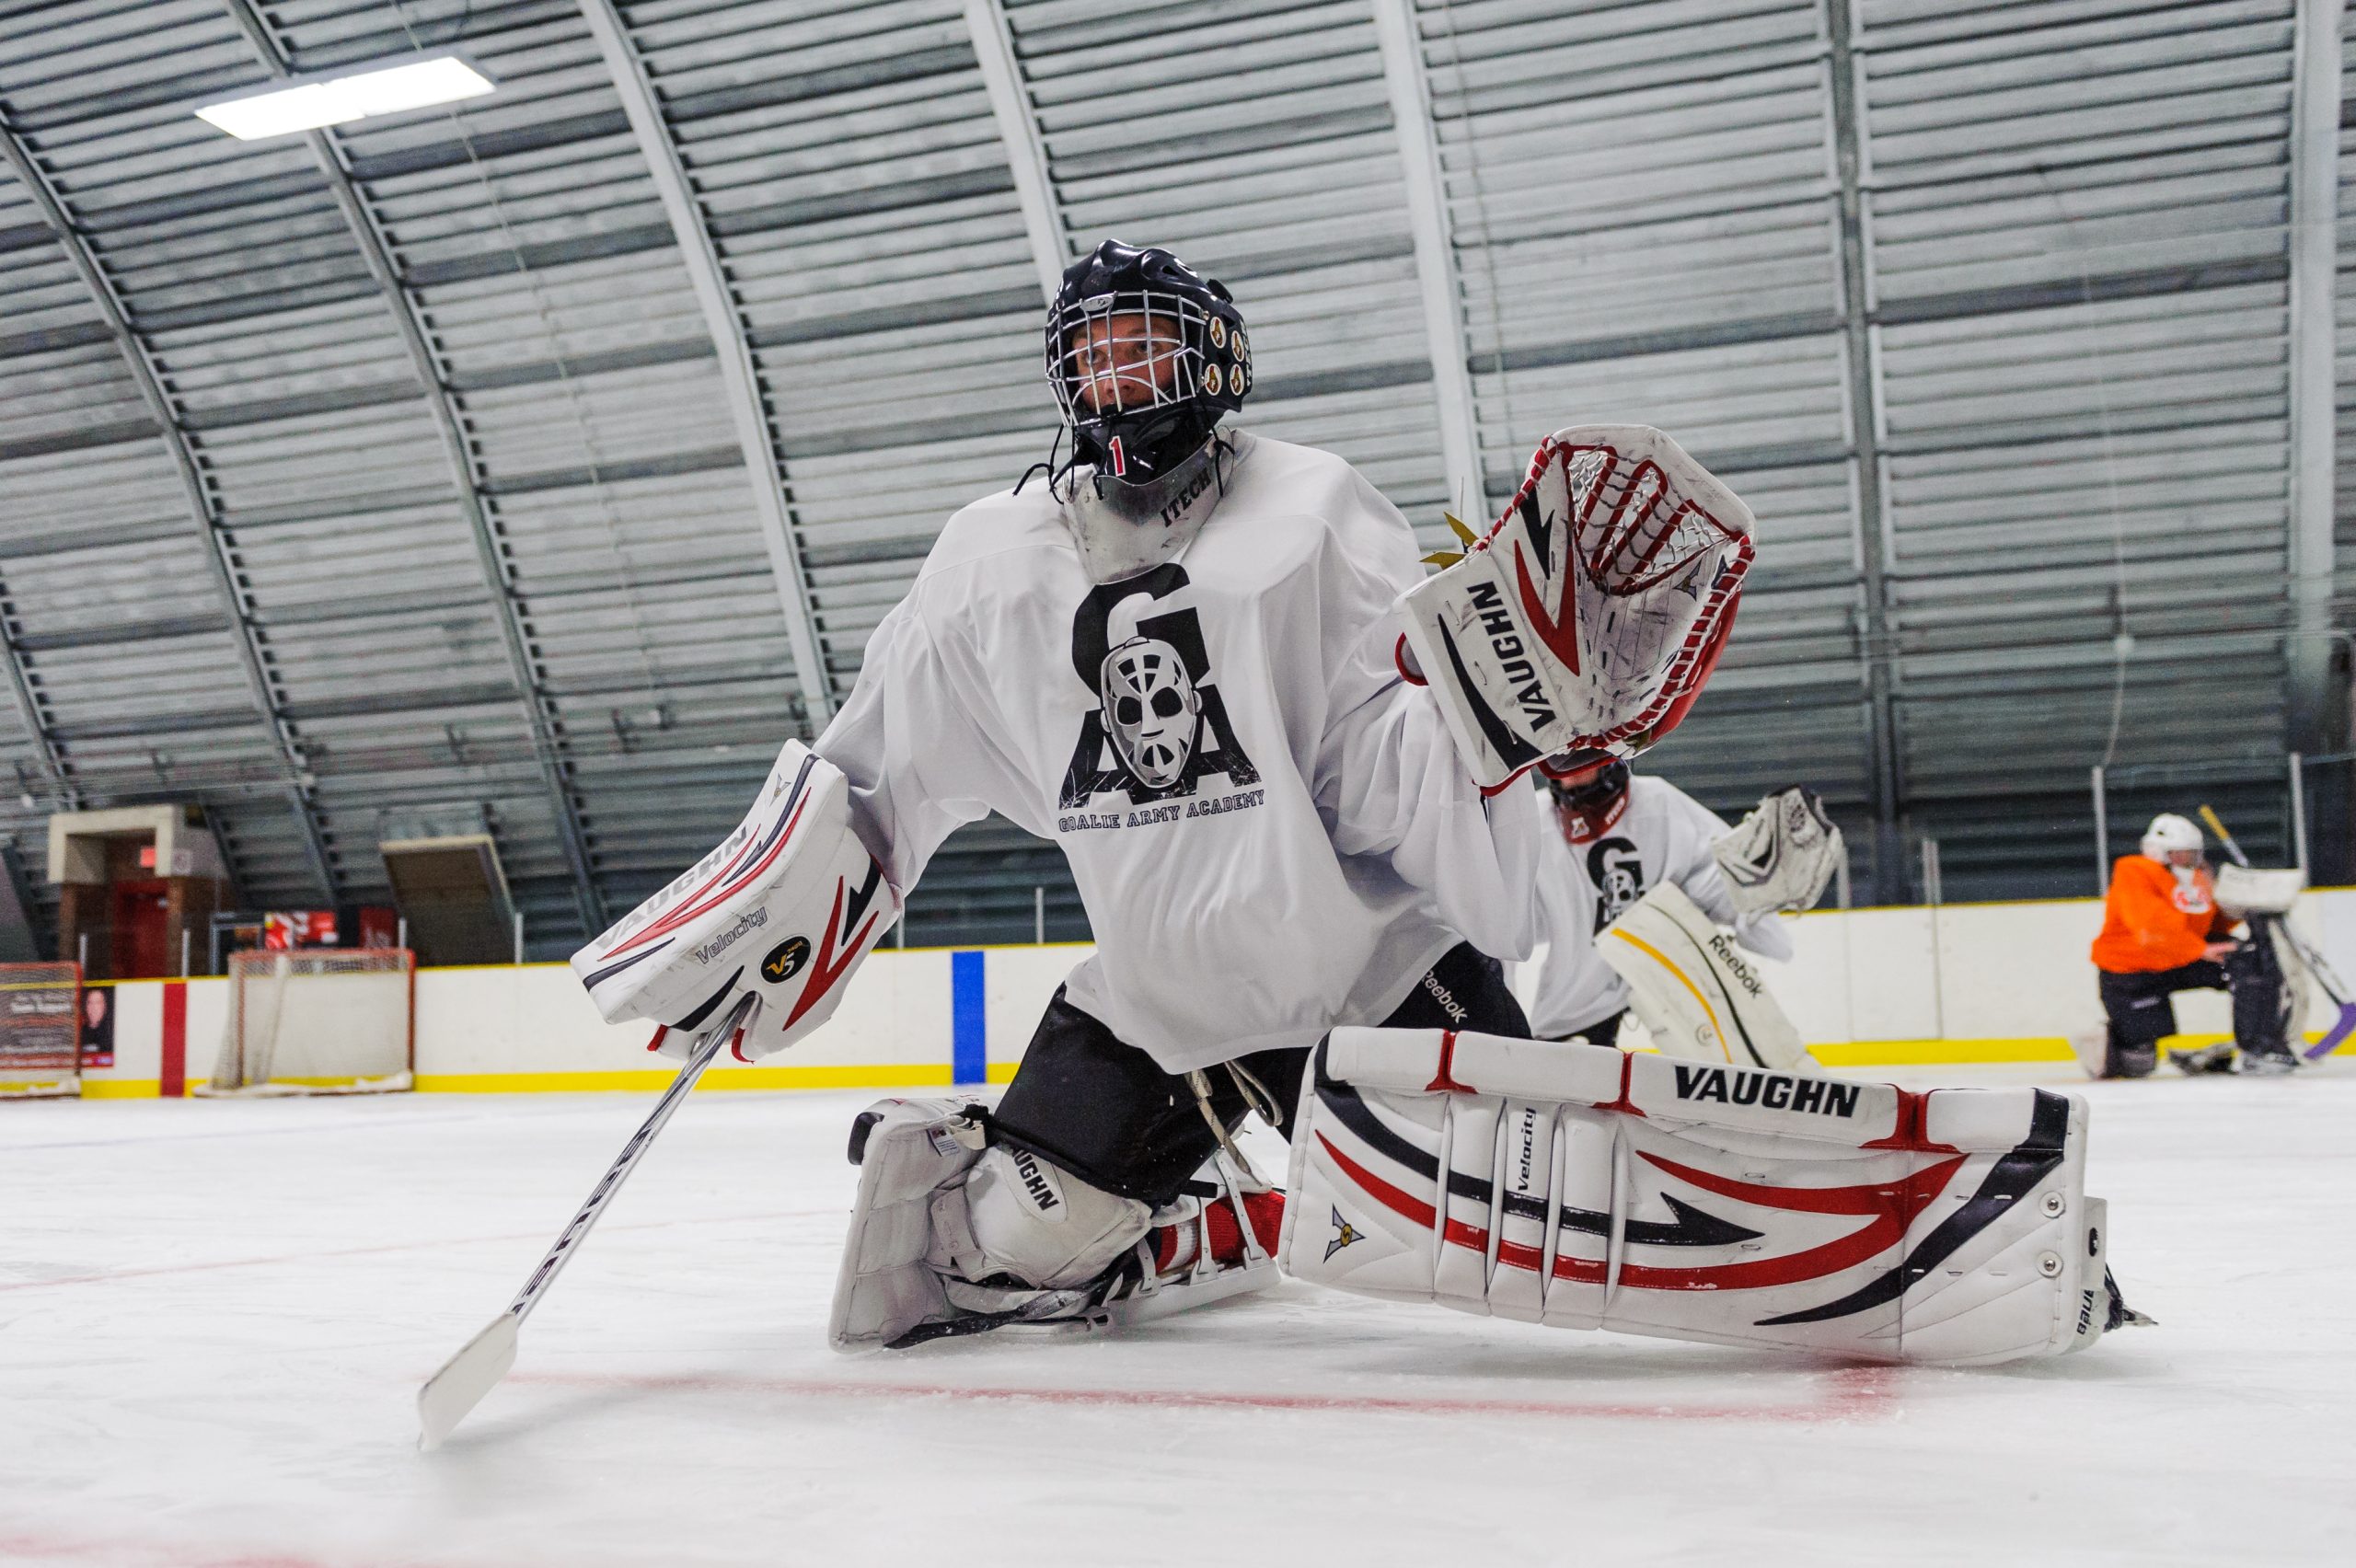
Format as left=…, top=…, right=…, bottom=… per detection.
left=1, top=1064, right=2349, bottom=1566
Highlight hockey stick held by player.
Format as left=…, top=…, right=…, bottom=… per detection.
left=2199, top=804, right=2352, bottom=1063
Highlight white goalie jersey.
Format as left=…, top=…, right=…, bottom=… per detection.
left=817, top=431, right=1543, bottom=1073
left=1528, top=774, right=1793, bottom=1040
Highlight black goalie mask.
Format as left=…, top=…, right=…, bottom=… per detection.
left=1045, top=239, right=1251, bottom=484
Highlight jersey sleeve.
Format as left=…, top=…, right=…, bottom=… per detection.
left=1319, top=679, right=1544, bottom=962
left=1302, top=480, right=1542, bottom=960
left=814, top=588, right=1030, bottom=894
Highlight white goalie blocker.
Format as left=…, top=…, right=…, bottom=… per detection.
left=1398, top=426, right=1754, bottom=790
left=2213, top=862, right=2304, bottom=918
left=1285, top=1029, right=2141, bottom=1365
left=572, top=739, right=900, bottom=1060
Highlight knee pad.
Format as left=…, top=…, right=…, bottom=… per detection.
left=932, top=1144, right=1153, bottom=1291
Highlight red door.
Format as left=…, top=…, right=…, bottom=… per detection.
left=110, top=880, right=171, bottom=979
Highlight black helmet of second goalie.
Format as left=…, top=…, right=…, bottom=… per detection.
left=1543, top=756, right=1632, bottom=844
left=1045, top=238, right=1251, bottom=483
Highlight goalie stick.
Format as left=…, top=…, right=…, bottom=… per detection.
left=416, top=990, right=757, bottom=1450
left=2197, top=804, right=2354, bottom=1062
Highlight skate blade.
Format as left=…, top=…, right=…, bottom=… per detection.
left=417, top=1312, right=518, bottom=1452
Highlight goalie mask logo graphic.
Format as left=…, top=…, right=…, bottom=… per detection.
left=1059, top=562, right=1259, bottom=809
left=1101, top=637, right=1200, bottom=790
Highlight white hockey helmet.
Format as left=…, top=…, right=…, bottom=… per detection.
left=2140, top=813, right=2202, bottom=865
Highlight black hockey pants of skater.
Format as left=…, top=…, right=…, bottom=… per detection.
left=990, top=941, right=1530, bottom=1205
left=2096, top=934, right=2282, bottom=1078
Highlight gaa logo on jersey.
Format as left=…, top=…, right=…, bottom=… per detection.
left=760, top=935, right=812, bottom=985
left=1059, top=562, right=1260, bottom=809
left=1588, top=836, right=1645, bottom=933
left=2169, top=883, right=2212, bottom=915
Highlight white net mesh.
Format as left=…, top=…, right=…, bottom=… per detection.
left=206, top=949, right=413, bottom=1095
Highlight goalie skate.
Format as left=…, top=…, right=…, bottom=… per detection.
left=830, top=1100, right=1281, bottom=1350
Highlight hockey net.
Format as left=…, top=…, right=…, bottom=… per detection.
left=0, top=963, right=82, bottom=1099
left=203, top=948, right=414, bottom=1096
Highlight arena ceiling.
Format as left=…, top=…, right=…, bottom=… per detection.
left=0, top=0, right=2346, bottom=951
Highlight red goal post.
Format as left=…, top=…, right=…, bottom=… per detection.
left=202, top=948, right=415, bottom=1096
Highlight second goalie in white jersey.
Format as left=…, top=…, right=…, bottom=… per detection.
left=1526, top=760, right=1795, bottom=1043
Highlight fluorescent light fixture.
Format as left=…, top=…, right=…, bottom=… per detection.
left=195, top=55, right=494, bottom=140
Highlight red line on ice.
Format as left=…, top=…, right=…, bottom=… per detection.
left=514, top=1362, right=1897, bottom=1424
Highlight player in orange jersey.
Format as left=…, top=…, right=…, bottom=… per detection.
left=2087, top=813, right=2294, bottom=1077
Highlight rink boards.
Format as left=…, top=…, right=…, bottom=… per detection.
left=61, top=888, right=2356, bottom=1096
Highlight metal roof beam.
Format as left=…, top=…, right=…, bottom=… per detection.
left=1372, top=0, right=1486, bottom=524
left=964, top=0, right=1069, bottom=306
left=0, top=564, right=74, bottom=807
left=0, top=111, right=338, bottom=902
left=221, top=0, right=606, bottom=937
left=576, top=0, right=837, bottom=731
left=1825, top=0, right=1905, bottom=904
left=2286, top=0, right=2345, bottom=753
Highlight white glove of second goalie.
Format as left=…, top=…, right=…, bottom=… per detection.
left=1713, top=786, right=1843, bottom=917
left=570, top=739, right=900, bottom=1061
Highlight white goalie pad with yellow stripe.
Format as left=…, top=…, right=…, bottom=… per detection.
left=1282, top=1028, right=2139, bottom=1365
left=1597, top=882, right=1809, bottom=1071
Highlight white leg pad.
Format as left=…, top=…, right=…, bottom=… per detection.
left=1599, top=883, right=1811, bottom=1070
left=829, top=1099, right=987, bottom=1350
left=1282, top=1029, right=2121, bottom=1365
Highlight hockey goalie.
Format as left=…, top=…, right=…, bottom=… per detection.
left=1525, top=759, right=1840, bottom=1076
left=569, top=237, right=2140, bottom=1367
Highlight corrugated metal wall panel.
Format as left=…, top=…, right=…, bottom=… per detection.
left=624, top=0, right=1042, bottom=704
left=2338, top=8, right=2356, bottom=623
left=0, top=0, right=2339, bottom=952
left=1016, top=0, right=1448, bottom=519
left=1862, top=0, right=2300, bottom=897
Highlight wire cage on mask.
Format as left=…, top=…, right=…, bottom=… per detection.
left=1044, top=287, right=1249, bottom=478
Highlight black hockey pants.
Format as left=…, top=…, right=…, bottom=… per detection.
left=2096, top=924, right=2284, bottom=1078
left=991, top=941, right=1529, bottom=1205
